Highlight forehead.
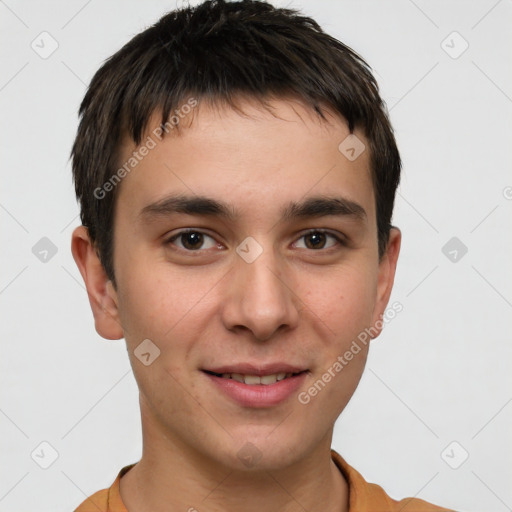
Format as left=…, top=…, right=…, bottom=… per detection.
left=114, top=96, right=375, bottom=227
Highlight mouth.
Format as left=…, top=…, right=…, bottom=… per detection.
left=202, top=369, right=307, bottom=385
left=201, top=367, right=309, bottom=408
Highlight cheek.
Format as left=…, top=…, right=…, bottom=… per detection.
left=301, top=263, right=378, bottom=342
left=116, top=256, right=204, bottom=340
left=296, top=268, right=375, bottom=422
left=116, top=264, right=206, bottom=407
left=115, top=256, right=221, bottom=391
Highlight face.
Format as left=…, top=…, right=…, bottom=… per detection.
left=74, top=96, right=400, bottom=472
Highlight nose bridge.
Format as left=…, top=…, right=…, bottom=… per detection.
left=222, top=235, right=299, bottom=340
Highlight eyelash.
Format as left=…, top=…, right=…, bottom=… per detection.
left=164, top=228, right=346, bottom=253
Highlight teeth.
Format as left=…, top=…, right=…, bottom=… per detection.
left=260, top=374, right=277, bottom=385
left=244, top=375, right=261, bottom=385
left=217, top=372, right=296, bottom=385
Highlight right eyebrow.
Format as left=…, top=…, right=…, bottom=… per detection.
left=138, top=194, right=237, bottom=223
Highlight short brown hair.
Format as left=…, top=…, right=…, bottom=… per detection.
left=71, top=0, right=401, bottom=288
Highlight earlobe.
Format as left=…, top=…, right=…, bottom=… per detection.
left=71, top=226, right=124, bottom=340
left=370, top=227, right=402, bottom=340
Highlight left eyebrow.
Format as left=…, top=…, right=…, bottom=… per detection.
left=280, top=195, right=367, bottom=223
left=137, top=193, right=367, bottom=224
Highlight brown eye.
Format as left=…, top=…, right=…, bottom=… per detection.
left=295, top=230, right=344, bottom=250
left=166, top=230, right=217, bottom=251
left=305, top=231, right=327, bottom=249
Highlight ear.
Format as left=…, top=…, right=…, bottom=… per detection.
left=71, top=225, right=124, bottom=340
left=370, top=227, right=401, bottom=339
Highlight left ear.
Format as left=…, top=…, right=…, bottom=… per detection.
left=370, top=227, right=401, bottom=339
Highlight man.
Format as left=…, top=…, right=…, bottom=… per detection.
left=71, top=1, right=452, bottom=510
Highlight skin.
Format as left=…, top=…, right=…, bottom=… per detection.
left=72, top=96, right=401, bottom=512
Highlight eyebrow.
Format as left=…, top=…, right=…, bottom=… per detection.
left=138, top=193, right=367, bottom=224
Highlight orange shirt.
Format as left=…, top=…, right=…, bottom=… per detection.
left=74, top=449, right=453, bottom=511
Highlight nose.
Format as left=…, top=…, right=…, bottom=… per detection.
left=220, top=241, right=300, bottom=341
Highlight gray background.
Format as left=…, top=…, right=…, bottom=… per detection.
left=1, top=0, right=511, bottom=511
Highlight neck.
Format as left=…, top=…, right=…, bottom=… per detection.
left=120, top=402, right=349, bottom=512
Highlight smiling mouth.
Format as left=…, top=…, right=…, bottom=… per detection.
left=203, top=369, right=307, bottom=385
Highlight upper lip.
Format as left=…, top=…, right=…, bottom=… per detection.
left=203, top=363, right=308, bottom=376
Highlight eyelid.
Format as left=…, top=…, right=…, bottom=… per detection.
left=293, top=228, right=346, bottom=249
left=165, top=228, right=220, bottom=252
left=164, top=228, right=346, bottom=252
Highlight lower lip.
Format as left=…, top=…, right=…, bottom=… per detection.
left=203, top=371, right=308, bottom=408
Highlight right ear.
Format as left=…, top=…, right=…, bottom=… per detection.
left=71, top=226, right=124, bottom=340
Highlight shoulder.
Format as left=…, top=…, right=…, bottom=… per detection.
left=331, top=450, right=454, bottom=512
left=73, top=464, right=136, bottom=512
left=74, top=488, right=109, bottom=512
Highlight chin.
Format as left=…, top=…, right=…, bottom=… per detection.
left=213, top=431, right=306, bottom=472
